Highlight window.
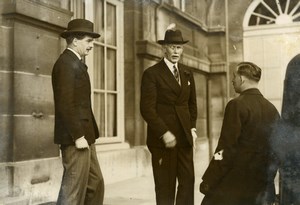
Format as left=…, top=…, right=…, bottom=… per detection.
left=244, top=0, right=300, bottom=26
left=173, top=0, right=185, bottom=11
left=85, top=0, right=124, bottom=144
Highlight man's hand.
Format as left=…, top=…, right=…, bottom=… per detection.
left=191, top=128, right=197, bottom=149
left=162, top=131, right=177, bottom=148
left=75, top=136, right=89, bottom=149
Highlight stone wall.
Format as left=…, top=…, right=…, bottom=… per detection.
left=0, top=0, right=229, bottom=203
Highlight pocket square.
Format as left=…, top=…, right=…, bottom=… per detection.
left=214, top=150, right=224, bottom=160
left=188, top=81, right=191, bottom=85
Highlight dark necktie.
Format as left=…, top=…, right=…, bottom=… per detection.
left=173, top=65, right=180, bottom=84
left=80, top=59, right=88, bottom=70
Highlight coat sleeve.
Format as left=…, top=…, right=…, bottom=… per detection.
left=140, top=69, right=169, bottom=138
left=52, top=60, right=85, bottom=141
left=201, top=99, right=244, bottom=189
left=188, top=72, right=197, bottom=128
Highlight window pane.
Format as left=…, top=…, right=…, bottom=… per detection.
left=173, top=0, right=180, bottom=8
left=107, top=48, right=116, bottom=91
left=107, top=94, right=117, bottom=137
left=94, top=45, right=105, bottom=89
left=94, top=0, right=104, bottom=43
left=106, top=3, right=116, bottom=46
left=94, top=93, right=105, bottom=137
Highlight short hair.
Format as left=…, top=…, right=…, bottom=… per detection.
left=65, top=33, right=87, bottom=45
left=237, top=62, right=261, bottom=82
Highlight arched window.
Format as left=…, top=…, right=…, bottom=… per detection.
left=243, top=0, right=300, bottom=27
left=243, top=0, right=300, bottom=113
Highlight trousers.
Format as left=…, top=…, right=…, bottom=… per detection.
left=149, top=146, right=195, bottom=205
left=57, top=144, right=104, bottom=205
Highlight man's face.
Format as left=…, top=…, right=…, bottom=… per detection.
left=232, top=69, right=243, bottom=93
left=74, top=36, right=94, bottom=57
left=163, top=44, right=183, bottom=64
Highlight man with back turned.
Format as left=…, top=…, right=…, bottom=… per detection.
left=200, top=62, right=279, bottom=205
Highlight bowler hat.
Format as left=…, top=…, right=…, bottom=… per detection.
left=157, top=29, right=188, bottom=45
left=61, top=19, right=100, bottom=38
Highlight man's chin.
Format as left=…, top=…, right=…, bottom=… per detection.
left=171, top=58, right=179, bottom=63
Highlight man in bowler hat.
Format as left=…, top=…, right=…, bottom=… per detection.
left=140, top=23, right=198, bottom=205
left=52, top=19, right=104, bottom=205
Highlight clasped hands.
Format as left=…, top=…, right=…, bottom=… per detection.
left=75, top=136, right=89, bottom=149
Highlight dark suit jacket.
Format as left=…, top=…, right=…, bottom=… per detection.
left=201, top=89, right=279, bottom=204
left=140, top=59, right=197, bottom=147
left=52, top=49, right=99, bottom=145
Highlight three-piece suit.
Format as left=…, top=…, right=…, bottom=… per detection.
left=140, top=59, right=197, bottom=205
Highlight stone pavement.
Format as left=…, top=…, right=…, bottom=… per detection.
left=104, top=172, right=205, bottom=205
left=103, top=143, right=209, bottom=205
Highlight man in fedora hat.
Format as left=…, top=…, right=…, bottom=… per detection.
left=52, top=19, right=104, bottom=205
left=140, top=24, right=198, bottom=205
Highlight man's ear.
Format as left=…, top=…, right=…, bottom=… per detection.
left=240, top=75, right=246, bottom=83
left=73, top=38, right=78, bottom=46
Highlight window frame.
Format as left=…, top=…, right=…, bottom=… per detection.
left=85, top=0, right=125, bottom=144
left=173, top=0, right=185, bottom=11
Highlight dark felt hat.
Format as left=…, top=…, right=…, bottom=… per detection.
left=61, top=19, right=100, bottom=38
left=157, top=25, right=188, bottom=45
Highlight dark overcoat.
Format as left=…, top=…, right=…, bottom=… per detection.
left=276, top=53, right=300, bottom=205
left=201, top=88, right=279, bottom=205
left=52, top=49, right=99, bottom=145
left=140, top=59, right=197, bottom=147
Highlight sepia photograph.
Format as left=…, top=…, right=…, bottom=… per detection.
left=0, top=0, right=300, bottom=204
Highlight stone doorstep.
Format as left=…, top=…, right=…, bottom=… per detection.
left=0, top=196, right=29, bottom=205
left=0, top=196, right=57, bottom=205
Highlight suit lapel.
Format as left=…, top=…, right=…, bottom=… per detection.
left=79, top=61, right=91, bottom=92
left=65, top=49, right=90, bottom=80
left=79, top=61, right=90, bottom=80
left=177, top=65, right=189, bottom=100
left=159, top=60, right=181, bottom=95
left=64, top=49, right=91, bottom=91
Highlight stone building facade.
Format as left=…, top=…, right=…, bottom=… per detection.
left=1, top=0, right=298, bottom=204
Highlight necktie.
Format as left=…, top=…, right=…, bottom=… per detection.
left=173, top=65, right=180, bottom=84
left=80, top=59, right=88, bottom=70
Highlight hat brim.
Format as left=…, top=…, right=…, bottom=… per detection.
left=60, top=31, right=100, bottom=39
left=157, top=40, right=189, bottom=45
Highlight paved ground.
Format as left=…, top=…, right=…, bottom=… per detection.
left=104, top=173, right=205, bottom=205
left=104, top=146, right=208, bottom=205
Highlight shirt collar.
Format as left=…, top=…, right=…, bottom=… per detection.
left=67, top=48, right=81, bottom=60
left=164, top=58, right=178, bottom=71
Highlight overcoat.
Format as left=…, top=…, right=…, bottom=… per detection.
left=140, top=59, right=197, bottom=147
left=201, top=89, right=279, bottom=205
left=52, top=49, right=99, bottom=145
left=277, top=53, right=300, bottom=205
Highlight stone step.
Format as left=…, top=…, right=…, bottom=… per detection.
left=0, top=196, right=29, bottom=205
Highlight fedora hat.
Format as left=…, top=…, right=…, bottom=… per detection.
left=61, top=19, right=100, bottom=38
left=157, top=23, right=188, bottom=45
